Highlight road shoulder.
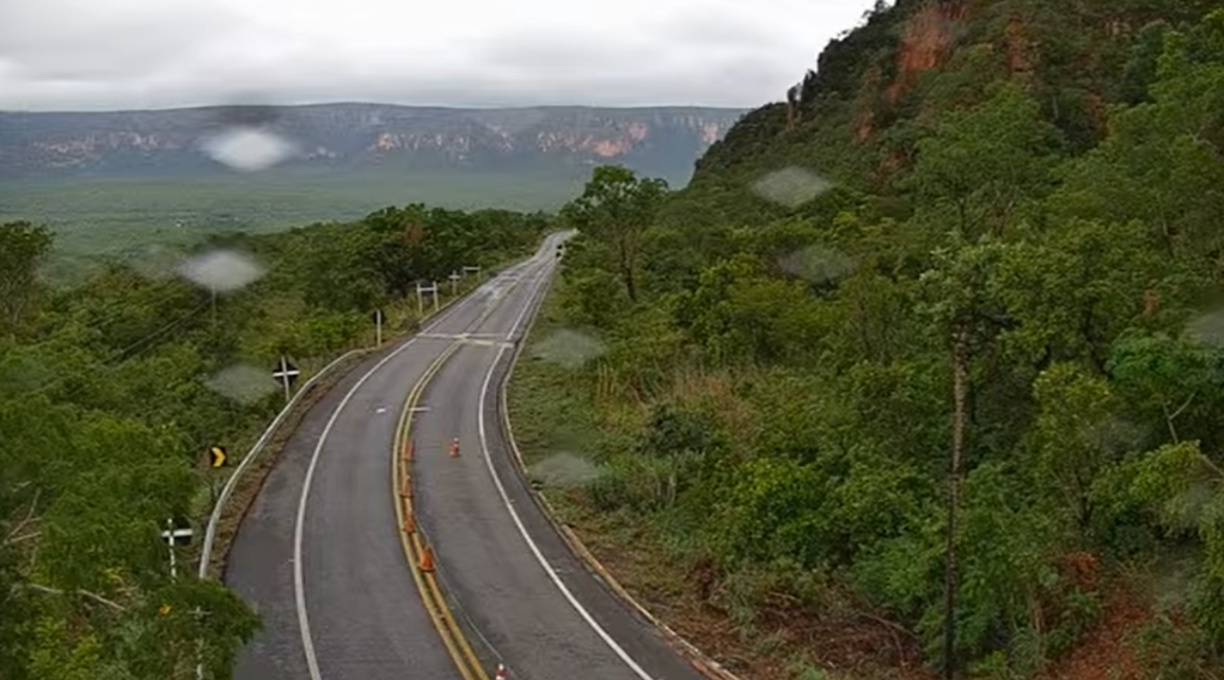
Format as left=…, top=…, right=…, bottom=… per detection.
left=496, top=283, right=738, bottom=680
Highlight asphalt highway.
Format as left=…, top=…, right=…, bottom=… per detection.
left=226, top=232, right=708, bottom=680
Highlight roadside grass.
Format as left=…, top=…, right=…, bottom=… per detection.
left=507, top=282, right=943, bottom=680
left=506, top=287, right=788, bottom=678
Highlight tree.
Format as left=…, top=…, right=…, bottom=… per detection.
left=919, top=242, right=1011, bottom=679
left=1029, top=362, right=1118, bottom=537
left=0, top=222, right=54, bottom=338
left=907, top=82, right=1061, bottom=242
left=989, top=217, right=1182, bottom=373
left=561, top=166, right=669, bottom=303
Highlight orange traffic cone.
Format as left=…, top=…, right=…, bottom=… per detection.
left=403, top=513, right=415, bottom=534
left=419, top=545, right=435, bottom=572
left=401, top=476, right=413, bottom=499
left=494, top=663, right=507, bottom=680
left=448, top=437, right=460, bottom=458
left=403, top=439, right=414, bottom=462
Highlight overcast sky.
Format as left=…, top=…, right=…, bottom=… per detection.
left=0, top=0, right=879, bottom=112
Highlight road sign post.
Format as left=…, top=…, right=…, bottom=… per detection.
left=209, top=446, right=227, bottom=469
left=200, top=445, right=227, bottom=509
left=193, top=617, right=205, bottom=680
left=161, top=519, right=193, bottom=580
left=272, top=356, right=300, bottom=403
left=374, top=309, right=384, bottom=346
left=162, top=517, right=202, bottom=678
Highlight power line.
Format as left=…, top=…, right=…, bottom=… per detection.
left=113, top=299, right=212, bottom=362
left=27, top=297, right=213, bottom=402
left=32, top=281, right=199, bottom=351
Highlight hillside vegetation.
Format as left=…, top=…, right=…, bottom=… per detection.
left=0, top=208, right=546, bottom=679
left=514, top=2, right=1224, bottom=678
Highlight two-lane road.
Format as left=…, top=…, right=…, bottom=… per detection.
left=227, top=232, right=707, bottom=680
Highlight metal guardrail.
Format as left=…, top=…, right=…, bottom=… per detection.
left=197, top=347, right=367, bottom=579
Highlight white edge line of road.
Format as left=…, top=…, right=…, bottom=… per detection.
left=197, top=348, right=365, bottom=580
left=501, top=248, right=747, bottom=680
left=292, top=253, right=540, bottom=680
left=476, top=244, right=657, bottom=680
left=198, top=255, right=530, bottom=581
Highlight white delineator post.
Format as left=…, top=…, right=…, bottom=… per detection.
left=416, top=281, right=439, bottom=315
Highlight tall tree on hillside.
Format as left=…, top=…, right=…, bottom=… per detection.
left=908, top=82, right=1059, bottom=678
left=561, top=166, right=669, bottom=303
left=920, top=242, right=1007, bottom=679
left=0, top=222, right=53, bottom=339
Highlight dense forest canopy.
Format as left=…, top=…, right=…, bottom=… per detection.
left=543, top=4, right=1224, bottom=678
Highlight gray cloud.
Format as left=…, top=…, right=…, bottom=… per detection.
left=477, top=31, right=666, bottom=76
left=0, top=0, right=879, bottom=111
left=0, top=0, right=240, bottom=81
left=651, top=10, right=780, bottom=49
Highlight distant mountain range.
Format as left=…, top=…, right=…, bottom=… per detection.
left=0, top=103, right=747, bottom=185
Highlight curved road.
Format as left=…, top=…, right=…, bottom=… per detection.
left=227, top=233, right=706, bottom=680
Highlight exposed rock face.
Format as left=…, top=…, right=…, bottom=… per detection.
left=884, top=1, right=969, bottom=103
left=0, top=104, right=745, bottom=182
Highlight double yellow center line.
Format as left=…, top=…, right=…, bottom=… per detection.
left=388, top=262, right=544, bottom=680
left=391, top=341, right=488, bottom=680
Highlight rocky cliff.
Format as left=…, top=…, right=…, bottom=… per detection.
left=670, top=0, right=1220, bottom=226
left=0, top=104, right=745, bottom=184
